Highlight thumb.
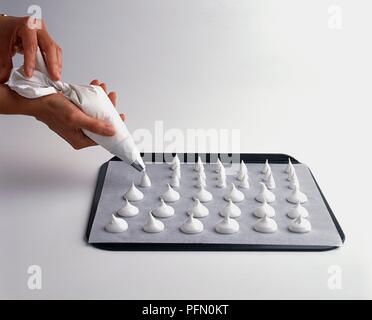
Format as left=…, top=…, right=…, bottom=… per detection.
left=74, top=111, right=116, bottom=137
left=0, top=52, right=13, bottom=84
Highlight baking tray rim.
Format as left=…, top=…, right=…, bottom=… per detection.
left=85, top=153, right=345, bottom=252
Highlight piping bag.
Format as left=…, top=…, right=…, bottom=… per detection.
left=7, top=49, right=145, bottom=172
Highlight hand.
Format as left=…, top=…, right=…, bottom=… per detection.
left=0, top=15, right=62, bottom=83
left=31, top=80, right=125, bottom=150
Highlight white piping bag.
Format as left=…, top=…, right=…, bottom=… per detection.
left=7, top=49, right=145, bottom=171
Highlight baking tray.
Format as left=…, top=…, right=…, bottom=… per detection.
left=86, top=153, right=345, bottom=251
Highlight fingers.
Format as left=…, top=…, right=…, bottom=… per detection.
left=100, top=82, right=107, bottom=93
left=108, top=91, right=117, bottom=107
left=90, top=79, right=109, bottom=94
left=90, top=79, right=106, bottom=91
left=37, top=29, right=61, bottom=80
left=71, top=110, right=116, bottom=136
left=90, top=79, right=100, bottom=86
left=10, top=17, right=62, bottom=79
left=20, top=23, right=38, bottom=77
left=90, top=79, right=117, bottom=107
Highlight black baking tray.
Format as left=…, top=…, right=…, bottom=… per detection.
left=86, top=153, right=345, bottom=251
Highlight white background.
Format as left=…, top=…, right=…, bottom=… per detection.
left=0, top=0, right=371, bottom=299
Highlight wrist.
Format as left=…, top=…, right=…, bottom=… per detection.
left=0, top=84, right=51, bottom=117
left=28, top=94, right=56, bottom=121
